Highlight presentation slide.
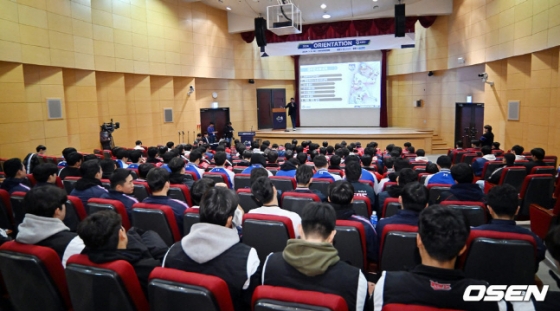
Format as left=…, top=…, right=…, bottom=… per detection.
left=300, top=61, right=381, bottom=110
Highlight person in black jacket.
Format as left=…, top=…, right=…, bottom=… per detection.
left=23, top=145, right=46, bottom=175
left=285, top=97, right=297, bottom=131
left=32, top=163, right=59, bottom=188
left=479, top=124, right=494, bottom=147
left=223, top=122, right=234, bottom=144
left=437, top=163, right=484, bottom=203
left=524, top=147, right=547, bottom=175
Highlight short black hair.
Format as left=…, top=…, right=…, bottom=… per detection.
left=116, top=149, right=130, bottom=160
left=185, top=144, right=193, bottom=151
left=487, top=184, right=518, bottom=217
left=456, top=141, right=463, bottom=148
left=168, top=157, right=185, bottom=174
left=191, top=178, right=215, bottom=206
left=199, top=187, right=238, bottom=226
left=135, top=140, right=142, bottom=145
left=83, top=154, right=97, bottom=162
left=250, top=153, right=267, bottom=166
left=166, top=141, right=174, bottom=149
left=404, top=142, right=411, bottom=148
left=80, top=160, right=101, bottom=179
left=344, top=161, right=362, bottom=182
left=3, top=158, right=23, bottom=178
left=481, top=146, right=492, bottom=155
left=147, top=147, right=158, bottom=158
left=251, top=177, right=275, bottom=204
left=329, top=155, right=341, bottom=167
left=214, top=152, right=227, bottom=166
left=138, top=163, right=155, bottom=179
left=189, top=150, right=202, bottom=162
left=158, top=146, right=167, bottom=157
left=328, top=180, right=354, bottom=206
left=250, top=167, right=269, bottom=185
left=33, top=163, right=59, bottom=183
left=66, top=152, right=84, bottom=166
left=243, top=150, right=252, bottom=159
left=400, top=182, right=428, bottom=212
left=301, top=202, right=336, bottom=240
left=407, top=146, right=415, bottom=154
left=492, top=142, right=500, bottom=149
left=23, top=186, right=67, bottom=217
left=361, top=155, right=373, bottom=167
left=100, top=159, right=115, bottom=177
left=418, top=205, right=470, bottom=262
left=110, top=168, right=132, bottom=189
left=503, top=153, right=515, bottom=166
left=436, top=156, right=452, bottom=169
left=78, top=210, right=121, bottom=251
left=162, top=151, right=177, bottom=163
left=393, top=158, right=411, bottom=172
left=295, top=165, right=314, bottom=185
left=36, top=145, right=47, bottom=152
left=545, top=225, right=560, bottom=262
left=416, top=149, right=425, bottom=157
left=129, top=150, right=142, bottom=163
left=471, top=140, right=481, bottom=147
left=62, top=147, right=77, bottom=160
left=484, top=125, right=492, bottom=132
left=267, top=150, right=278, bottom=163
left=313, top=155, right=328, bottom=168
left=322, top=141, right=328, bottom=147
left=296, top=152, right=308, bottom=165
left=398, top=168, right=418, bottom=186
left=450, top=163, right=473, bottom=184
left=531, top=147, right=545, bottom=160
left=146, top=167, right=169, bottom=192
left=425, top=163, right=439, bottom=174
left=511, top=145, right=524, bottom=155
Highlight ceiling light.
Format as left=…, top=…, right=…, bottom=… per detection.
left=320, top=3, right=326, bottom=9
left=322, top=13, right=331, bottom=19
left=373, top=0, right=378, bottom=2
left=226, top=6, right=231, bottom=10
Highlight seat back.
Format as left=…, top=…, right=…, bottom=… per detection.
left=168, top=184, right=193, bottom=206
left=101, top=178, right=111, bottom=191
left=102, top=150, right=113, bottom=160
left=237, top=188, right=260, bottom=213
left=543, top=156, right=557, bottom=167
left=453, top=151, right=468, bottom=164
left=0, top=189, right=14, bottom=231
left=281, top=192, right=320, bottom=217
left=64, top=196, right=87, bottom=231
left=412, top=166, right=426, bottom=173
left=382, top=197, right=401, bottom=218
left=358, top=179, right=375, bottom=191
left=270, top=176, right=296, bottom=192
left=379, top=224, right=418, bottom=272
left=309, top=178, right=333, bottom=198
left=382, top=182, right=397, bottom=191
left=132, top=181, right=152, bottom=202
left=518, top=174, right=555, bottom=217
left=427, top=184, right=451, bottom=204
left=148, top=267, right=234, bottom=311
left=460, top=230, right=536, bottom=286
left=482, top=161, right=505, bottom=179
left=418, top=173, right=431, bottom=184
left=333, top=220, right=366, bottom=270
left=26, top=174, right=37, bottom=186
left=233, top=174, right=251, bottom=190
left=87, top=198, right=131, bottom=229
left=351, top=196, right=371, bottom=218
left=252, top=285, right=348, bottom=311
left=10, top=191, right=26, bottom=226
left=66, top=254, right=149, bottom=311
left=461, top=153, right=478, bottom=165
left=242, top=214, right=295, bottom=262
left=63, top=176, right=80, bottom=194
left=498, top=167, right=527, bottom=192
left=0, top=242, right=72, bottom=311
left=383, top=304, right=462, bottom=311
left=439, top=201, right=487, bottom=226
left=530, top=166, right=556, bottom=175
left=203, top=172, right=231, bottom=188
left=132, top=203, right=181, bottom=246
left=183, top=208, right=200, bottom=235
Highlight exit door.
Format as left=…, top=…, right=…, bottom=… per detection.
left=455, top=103, right=484, bottom=148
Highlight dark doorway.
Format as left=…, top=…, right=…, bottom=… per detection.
left=200, top=108, right=230, bottom=141
left=455, top=103, right=484, bottom=148
left=257, top=88, right=286, bottom=129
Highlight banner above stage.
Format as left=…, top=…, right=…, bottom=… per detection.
left=264, top=33, right=415, bottom=56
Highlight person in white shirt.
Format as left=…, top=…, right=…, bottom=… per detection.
left=414, top=149, right=430, bottom=162
left=511, top=145, right=526, bottom=161
left=249, top=176, right=301, bottom=237
left=133, top=140, right=144, bottom=150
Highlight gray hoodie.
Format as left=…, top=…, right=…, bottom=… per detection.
left=181, top=222, right=241, bottom=264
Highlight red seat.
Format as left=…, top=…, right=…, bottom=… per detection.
left=412, top=166, right=426, bottom=173
left=0, top=189, right=15, bottom=231
left=183, top=207, right=200, bottom=235
left=183, top=170, right=199, bottom=181
left=66, top=254, right=149, bottom=311
left=26, top=174, right=37, bottom=186
left=168, top=184, right=193, bottom=206
left=148, top=267, right=234, bottom=311
left=252, top=285, right=348, bottom=311
left=480, top=161, right=505, bottom=180
left=518, top=174, right=555, bottom=218
left=270, top=176, right=297, bottom=192
left=439, top=201, right=487, bottom=226
left=333, top=220, right=367, bottom=270
left=10, top=191, right=26, bottom=226
left=309, top=178, right=333, bottom=198
left=426, top=183, right=451, bottom=204
left=64, top=195, right=87, bottom=232
left=461, top=153, right=479, bottom=165
left=242, top=214, right=295, bottom=262
left=383, top=304, right=462, bottom=311
left=0, top=241, right=72, bottom=311
left=63, top=176, right=80, bottom=194
left=132, top=203, right=181, bottom=246
left=359, top=179, right=375, bottom=190
left=203, top=172, right=232, bottom=188
left=102, top=150, right=113, bottom=160
left=328, top=169, right=344, bottom=178
left=381, top=197, right=400, bottom=218
left=378, top=224, right=418, bottom=272
left=352, top=195, right=371, bottom=218
left=280, top=192, right=320, bottom=216
left=382, top=181, right=397, bottom=191
left=530, top=199, right=560, bottom=240
left=543, top=155, right=557, bottom=167
left=453, top=151, right=468, bottom=164
left=132, top=181, right=152, bottom=202
left=530, top=166, right=556, bottom=175
left=233, top=173, right=251, bottom=190
left=418, top=172, right=431, bottom=184
left=100, top=178, right=111, bottom=190
left=237, top=188, right=259, bottom=213
left=87, top=198, right=131, bottom=230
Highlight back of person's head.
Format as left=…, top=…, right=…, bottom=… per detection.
left=296, top=152, right=308, bottom=165
left=322, top=141, right=328, bottom=147
left=393, top=158, right=411, bottom=172
left=3, top=158, right=24, bottom=178
left=147, top=147, right=158, bottom=158
left=481, top=146, right=492, bottom=155
left=398, top=168, right=418, bottom=186
left=292, top=139, right=298, bottom=146
left=300, top=202, right=336, bottom=241
left=260, top=143, right=267, bottom=152
left=83, top=154, right=97, bottom=162
left=471, top=140, right=481, bottom=147
left=456, top=141, right=463, bottom=148
left=392, top=146, right=403, bottom=156
left=329, top=155, right=341, bottom=167
left=78, top=210, right=122, bottom=251
left=386, top=144, right=394, bottom=153
left=146, top=167, right=169, bottom=192
left=162, top=151, right=177, bottom=163
left=425, top=163, right=439, bottom=174
left=99, top=159, right=115, bottom=176
left=185, top=144, right=193, bottom=151
left=487, top=184, right=518, bottom=218
left=62, top=147, right=77, bottom=160
left=328, top=180, right=354, bottom=206
left=23, top=186, right=67, bottom=217
left=344, top=161, right=362, bottom=182
left=191, top=178, right=215, bottom=206
left=251, top=177, right=275, bottom=204
left=168, top=157, right=185, bottom=174
left=436, top=155, right=452, bottom=169
left=404, top=142, right=411, bottom=148
left=400, top=182, right=428, bottom=212
left=189, top=149, right=202, bottom=162
left=242, top=150, right=252, bottom=160
left=361, top=155, right=373, bottom=167
left=135, top=140, right=142, bottom=146
left=313, top=155, right=328, bottom=168
left=199, top=187, right=238, bottom=226
left=214, top=152, right=227, bottom=166
left=80, top=160, right=101, bottom=179
left=531, top=147, right=545, bottom=160
left=250, top=167, right=269, bottom=185
left=33, top=163, right=59, bottom=183
left=250, top=153, right=267, bottom=166
left=503, top=153, right=515, bottom=166
left=326, top=146, right=334, bottom=154
left=66, top=152, right=84, bottom=166
left=166, top=141, right=174, bottom=149
left=110, top=168, right=132, bottom=189
left=116, top=149, right=130, bottom=160
left=416, top=149, right=425, bottom=157
left=251, top=141, right=260, bottom=150
left=129, top=150, right=142, bottom=163
left=384, top=157, right=395, bottom=170
left=36, top=145, right=47, bottom=153
left=492, top=142, right=500, bottom=149
left=407, top=146, right=415, bottom=154
left=296, top=165, right=314, bottom=185
left=418, top=205, right=470, bottom=262
left=158, top=146, right=167, bottom=157
left=545, top=225, right=560, bottom=263
left=344, top=155, right=360, bottom=165
left=267, top=150, right=278, bottom=163
left=450, top=163, right=473, bottom=184
left=138, top=163, right=155, bottom=179
left=511, top=145, right=524, bottom=155
left=235, top=143, right=245, bottom=155
left=295, top=145, right=304, bottom=154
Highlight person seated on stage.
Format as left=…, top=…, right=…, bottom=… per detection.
left=525, top=147, right=547, bottom=175
left=236, top=149, right=252, bottom=167
left=468, top=140, right=482, bottom=153
left=276, top=158, right=299, bottom=178
left=424, top=156, right=454, bottom=186
left=136, top=163, right=155, bottom=182
left=168, top=157, right=194, bottom=189
left=127, top=150, right=143, bottom=169
left=163, top=187, right=260, bottom=311
left=16, top=186, right=85, bottom=267
left=511, top=144, right=525, bottom=161
left=99, top=159, right=116, bottom=180
left=145, top=147, right=162, bottom=164
left=345, top=161, right=376, bottom=212
left=0, top=158, right=30, bottom=194
left=414, top=149, right=430, bottom=162
left=100, top=168, right=138, bottom=219
left=115, top=149, right=130, bottom=169
left=472, top=146, right=496, bottom=177
left=293, top=165, right=327, bottom=202
left=241, top=153, right=272, bottom=176
left=185, top=149, right=205, bottom=180
left=58, top=152, right=83, bottom=180
left=265, top=150, right=280, bottom=168
left=328, top=155, right=342, bottom=170
left=70, top=160, right=108, bottom=208
left=437, top=163, right=484, bottom=203
left=142, top=167, right=188, bottom=233
left=329, top=180, right=377, bottom=262
left=312, top=155, right=341, bottom=182
left=209, top=152, right=235, bottom=188
left=57, top=147, right=77, bottom=167
left=373, top=205, right=505, bottom=311
left=378, top=168, right=418, bottom=213
left=249, top=177, right=301, bottom=236
left=262, top=202, right=369, bottom=311
left=32, top=163, right=59, bottom=188
left=474, top=184, right=546, bottom=269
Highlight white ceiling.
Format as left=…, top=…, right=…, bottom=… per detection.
left=184, top=0, right=453, bottom=33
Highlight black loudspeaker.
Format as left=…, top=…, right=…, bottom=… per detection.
left=395, top=4, right=405, bottom=37
left=255, top=17, right=267, bottom=47
left=248, top=79, right=255, bottom=84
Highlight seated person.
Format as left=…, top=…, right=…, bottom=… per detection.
left=99, top=159, right=116, bottom=180
left=127, top=150, right=143, bottom=169
left=100, top=169, right=138, bottom=219
left=424, top=155, right=454, bottom=186
left=438, top=163, right=484, bottom=203
left=376, top=182, right=428, bottom=255
left=32, top=163, right=59, bottom=188
left=145, top=147, right=162, bottom=164
left=236, top=149, right=252, bottom=167
left=209, top=151, right=235, bottom=188
left=262, top=202, right=368, bottom=311
left=70, top=160, right=108, bottom=208
left=345, top=161, right=376, bottom=212
left=475, top=153, right=515, bottom=190
left=472, top=146, right=496, bottom=177
left=168, top=157, right=194, bottom=189
left=57, top=147, right=77, bottom=167
left=537, top=226, right=560, bottom=311
left=190, top=178, right=215, bottom=208
left=474, top=184, right=546, bottom=268
left=249, top=177, right=301, bottom=235
left=312, top=155, right=341, bottom=181
left=142, top=168, right=188, bottom=233
left=136, top=163, right=155, bottom=182
left=347, top=155, right=378, bottom=190
left=293, top=165, right=327, bottom=202
left=373, top=205, right=506, bottom=311
left=425, top=162, right=439, bottom=174
left=161, top=151, right=179, bottom=173
left=16, top=187, right=85, bottom=267
left=276, top=158, right=298, bottom=178
left=376, top=157, right=408, bottom=194
left=525, top=147, right=547, bottom=174
left=185, top=149, right=205, bottom=180
left=115, top=149, right=130, bottom=169
left=329, top=180, right=377, bottom=262
left=241, top=153, right=272, bottom=176
left=414, top=149, right=430, bottom=162
left=58, top=152, right=83, bottom=180
left=377, top=168, right=418, bottom=214
left=77, top=210, right=161, bottom=296
left=23, top=145, right=46, bottom=174
left=163, top=187, right=260, bottom=311
left=511, top=144, right=525, bottom=161
left=133, top=140, right=144, bottom=150
left=265, top=150, right=280, bottom=168
left=468, top=140, right=482, bottom=153
left=361, top=155, right=382, bottom=181
left=328, top=155, right=342, bottom=170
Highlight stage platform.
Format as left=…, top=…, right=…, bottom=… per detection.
left=254, top=127, right=435, bottom=153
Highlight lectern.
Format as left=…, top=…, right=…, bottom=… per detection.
left=272, top=108, right=286, bottom=130
left=238, top=132, right=255, bottom=145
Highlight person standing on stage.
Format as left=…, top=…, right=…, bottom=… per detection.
left=223, top=122, right=234, bottom=144
left=285, top=97, right=297, bottom=131
left=479, top=125, right=494, bottom=147
left=207, top=122, right=216, bottom=144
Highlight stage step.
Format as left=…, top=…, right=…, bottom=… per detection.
left=431, top=133, right=450, bottom=154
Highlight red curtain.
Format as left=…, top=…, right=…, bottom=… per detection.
left=240, top=31, right=255, bottom=43
left=292, top=55, right=300, bottom=127
left=380, top=50, right=388, bottom=128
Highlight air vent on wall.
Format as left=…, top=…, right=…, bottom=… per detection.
left=164, top=108, right=173, bottom=123
left=47, top=98, right=63, bottom=119
left=508, top=100, right=519, bottom=121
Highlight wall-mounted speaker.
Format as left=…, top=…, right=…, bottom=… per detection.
left=395, top=4, right=405, bottom=37
left=508, top=100, right=520, bottom=121
left=47, top=98, right=63, bottom=119
left=255, top=17, right=267, bottom=47
left=164, top=108, right=174, bottom=123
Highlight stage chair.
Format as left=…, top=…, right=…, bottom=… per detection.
left=351, top=195, right=371, bottom=218
left=132, top=203, right=182, bottom=246
left=132, top=181, right=152, bottom=202
left=281, top=192, right=320, bottom=217
left=530, top=166, right=556, bottom=175
left=63, top=196, right=87, bottom=232
left=237, top=188, right=259, bottom=213
left=233, top=174, right=251, bottom=190
left=378, top=224, right=418, bottom=272
left=252, top=285, right=348, bottom=311
left=203, top=172, right=232, bottom=188
left=242, top=214, right=295, bottom=262
left=87, top=198, right=131, bottom=230
left=381, top=197, right=400, bottom=218
left=427, top=184, right=451, bottom=204
left=66, top=254, right=149, bottom=311
left=309, top=178, right=333, bottom=198
left=0, top=242, right=72, bottom=311
left=440, top=201, right=488, bottom=227
left=333, top=220, right=367, bottom=270
left=63, top=176, right=80, bottom=194
left=10, top=191, right=26, bottom=226
left=0, top=189, right=15, bottom=232
left=168, top=184, right=193, bottom=206
left=183, top=208, right=200, bottom=236
left=383, top=304, right=463, bottom=311
left=518, top=174, right=555, bottom=218
left=270, top=176, right=296, bottom=192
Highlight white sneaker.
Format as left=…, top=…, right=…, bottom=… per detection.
left=292, top=128, right=296, bottom=131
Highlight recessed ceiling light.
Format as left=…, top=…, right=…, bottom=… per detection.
left=320, top=3, right=326, bottom=9
left=226, top=6, right=231, bottom=10
left=373, top=0, right=378, bottom=2
left=322, top=13, right=331, bottom=19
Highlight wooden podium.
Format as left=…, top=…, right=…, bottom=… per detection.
left=272, top=108, right=286, bottom=130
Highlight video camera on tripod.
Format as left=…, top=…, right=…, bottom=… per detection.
left=100, top=119, right=120, bottom=150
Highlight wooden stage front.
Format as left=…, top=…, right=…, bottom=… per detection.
left=254, top=127, right=435, bottom=153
